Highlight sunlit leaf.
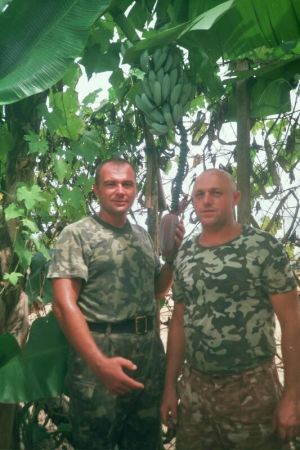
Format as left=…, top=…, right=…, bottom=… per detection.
left=4, top=203, right=25, bottom=220
left=3, top=272, right=23, bottom=286
left=22, top=218, right=39, bottom=233
left=16, top=184, right=45, bottom=210
left=0, top=0, right=111, bottom=104
left=54, top=158, right=70, bottom=183
left=124, top=0, right=235, bottom=63
left=25, top=252, right=52, bottom=304
left=24, top=131, right=48, bottom=155
left=14, top=237, right=32, bottom=268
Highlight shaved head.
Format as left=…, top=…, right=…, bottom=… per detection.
left=193, top=169, right=237, bottom=196
left=192, top=168, right=240, bottom=231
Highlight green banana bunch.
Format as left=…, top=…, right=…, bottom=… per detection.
left=134, top=45, right=194, bottom=136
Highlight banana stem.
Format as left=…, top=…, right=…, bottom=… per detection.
left=170, top=119, right=189, bottom=213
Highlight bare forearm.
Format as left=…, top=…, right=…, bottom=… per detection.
left=281, top=326, right=300, bottom=394
left=155, top=263, right=173, bottom=298
left=165, top=304, right=185, bottom=387
left=271, top=290, right=300, bottom=394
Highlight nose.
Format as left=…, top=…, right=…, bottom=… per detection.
left=115, top=184, right=125, bottom=194
left=203, top=193, right=212, bottom=204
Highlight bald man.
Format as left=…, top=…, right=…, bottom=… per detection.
left=161, top=169, right=300, bottom=450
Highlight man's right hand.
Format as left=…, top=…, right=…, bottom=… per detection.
left=93, top=356, right=144, bottom=395
left=160, top=386, right=178, bottom=428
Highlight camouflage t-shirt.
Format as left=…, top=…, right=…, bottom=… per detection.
left=47, top=215, right=161, bottom=323
left=173, top=225, right=297, bottom=374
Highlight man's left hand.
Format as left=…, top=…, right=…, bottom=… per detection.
left=274, top=390, right=300, bottom=441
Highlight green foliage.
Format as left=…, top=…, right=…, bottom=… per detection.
left=54, top=159, right=70, bottom=184
left=0, top=0, right=111, bottom=104
left=0, top=123, right=14, bottom=163
left=124, top=1, right=234, bottom=64
left=14, top=236, right=34, bottom=268
left=81, top=41, right=121, bottom=76
left=0, top=313, right=68, bottom=402
left=24, top=132, right=48, bottom=155
left=0, top=332, right=21, bottom=367
left=25, top=252, right=52, bottom=304
left=277, top=127, right=300, bottom=171
left=47, top=88, right=85, bottom=140
left=123, top=0, right=300, bottom=119
left=0, top=0, right=299, bottom=412
left=261, top=215, right=283, bottom=236
left=285, top=242, right=296, bottom=260
left=179, top=0, right=300, bottom=60
left=16, top=185, right=46, bottom=211
left=3, top=272, right=23, bottom=286
left=4, top=203, right=25, bottom=220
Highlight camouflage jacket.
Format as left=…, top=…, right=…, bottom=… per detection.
left=173, top=225, right=297, bottom=374
left=47, top=215, right=161, bottom=323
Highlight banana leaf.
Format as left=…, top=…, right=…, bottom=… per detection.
left=224, top=58, right=300, bottom=119
left=125, top=0, right=300, bottom=63
left=0, top=0, right=111, bottom=104
left=124, top=0, right=300, bottom=117
left=0, top=313, right=69, bottom=403
left=0, top=333, right=21, bottom=367
left=124, top=0, right=235, bottom=60
left=181, top=0, right=300, bottom=61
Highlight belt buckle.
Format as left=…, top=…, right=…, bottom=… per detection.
left=135, top=315, right=147, bottom=334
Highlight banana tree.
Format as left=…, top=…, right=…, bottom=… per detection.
left=120, top=0, right=300, bottom=221
left=2, top=0, right=299, bottom=109
left=1, top=0, right=299, bottom=222
left=1, top=0, right=300, bottom=418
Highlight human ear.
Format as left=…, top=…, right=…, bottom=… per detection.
left=92, top=184, right=100, bottom=197
left=233, top=190, right=241, bottom=205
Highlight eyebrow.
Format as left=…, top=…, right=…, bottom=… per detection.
left=103, top=179, right=135, bottom=184
left=194, top=187, right=223, bottom=192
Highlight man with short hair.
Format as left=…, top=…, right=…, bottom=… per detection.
left=161, top=168, right=300, bottom=450
left=48, top=158, right=183, bottom=450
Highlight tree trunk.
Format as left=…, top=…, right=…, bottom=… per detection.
left=146, top=150, right=160, bottom=252
left=0, top=92, right=47, bottom=449
left=0, top=405, right=17, bottom=450
left=143, top=125, right=161, bottom=251
left=236, top=60, right=251, bottom=224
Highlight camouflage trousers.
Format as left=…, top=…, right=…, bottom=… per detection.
left=66, top=329, right=166, bottom=450
left=176, top=361, right=290, bottom=450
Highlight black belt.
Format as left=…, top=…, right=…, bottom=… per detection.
left=88, top=315, right=154, bottom=335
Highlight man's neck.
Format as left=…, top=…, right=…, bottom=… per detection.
left=98, top=211, right=127, bottom=228
left=199, top=222, right=242, bottom=247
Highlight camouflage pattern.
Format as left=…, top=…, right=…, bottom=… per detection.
left=175, top=362, right=290, bottom=450
left=67, top=329, right=165, bottom=450
left=48, top=215, right=165, bottom=449
left=48, top=214, right=161, bottom=322
left=173, top=225, right=297, bottom=374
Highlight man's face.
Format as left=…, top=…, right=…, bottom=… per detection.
left=93, top=162, right=137, bottom=221
left=192, top=171, right=240, bottom=229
